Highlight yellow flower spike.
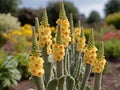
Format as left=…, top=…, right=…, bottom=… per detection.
left=56, top=2, right=71, bottom=47
left=52, top=26, right=65, bottom=61
left=28, top=27, right=44, bottom=78
left=38, top=9, right=52, bottom=50
left=92, top=42, right=106, bottom=73
left=83, top=29, right=97, bottom=65
left=52, top=43, right=65, bottom=61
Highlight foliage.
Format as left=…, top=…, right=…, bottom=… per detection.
left=0, top=56, right=21, bottom=89
left=0, top=33, right=7, bottom=47
left=104, top=39, right=120, bottom=60
left=104, top=30, right=120, bottom=40
left=3, top=24, right=32, bottom=53
left=0, top=13, right=20, bottom=32
left=15, top=53, right=30, bottom=79
left=104, top=0, right=120, bottom=16
left=87, top=10, right=101, bottom=24
left=47, top=1, right=80, bottom=26
left=17, top=8, right=42, bottom=26
left=0, top=0, right=21, bottom=15
left=105, top=12, right=120, bottom=29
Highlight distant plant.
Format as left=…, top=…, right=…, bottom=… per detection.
left=104, top=0, right=120, bottom=16
left=104, top=30, right=120, bottom=40
left=105, top=12, right=120, bottom=29
left=104, top=39, right=120, bottom=60
left=87, top=10, right=101, bottom=24
left=17, top=8, right=42, bottom=26
left=0, top=13, right=20, bottom=32
left=0, top=56, right=21, bottom=90
left=3, top=24, right=32, bottom=53
left=14, top=53, right=30, bottom=79
left=0, top=0, right=21, bottom=15
left=0, top=33, right=7, bottom=47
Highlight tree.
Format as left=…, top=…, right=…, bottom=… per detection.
left=87, top=10, right=101, bottom=24
left=46, top=1, right=80, bottom=26
left=104, top=0, right=120, bottom=16
left=17, top=8, right=41, bottom=26
left=0, top=0, right=21, bottom=15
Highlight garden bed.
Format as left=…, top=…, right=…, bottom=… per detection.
left=12, top=61, right=120, bottom=90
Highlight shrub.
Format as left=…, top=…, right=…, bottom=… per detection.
left=0, top=56, right=21, bottom=89
left=3, top=24, right=32, bottom=53
left=104, top=30, right=120, bottom=40
left=104, top=39, right=120, bottom=60
left=15, top=53, right=30, bottom=79
left=106, top=12, right=120, bottom=29
left=0, top=13, right=20, bottom=32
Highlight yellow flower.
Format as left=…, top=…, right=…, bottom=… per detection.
left=38, top=25, right=52, bottom=48
left=28, top=55, right=44, bottom=77
left=83, top=46, right=97, bottom=65
left=56, top=19, right=71, bottom=47
left=92, top=42, right=106, bottom=73
left=72, top=27, right=81, bottom=43
left=92, top=59, right=106, bottom=73
left=52, top=43, right=65, bottom=61
left=50, top=26, right=56, bottom=32
left=2, top=33, right=8, bottom=38
left=76, top=37, right=86, bottom=52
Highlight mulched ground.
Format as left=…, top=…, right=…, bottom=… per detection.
left=12, top=61, right=120, bottom=90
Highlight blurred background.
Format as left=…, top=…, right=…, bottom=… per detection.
left=0, top=0, right=120, bottom=90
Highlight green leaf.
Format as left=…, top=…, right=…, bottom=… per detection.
left=85, top=85, right=92, bottom=90
left=66, top=75, right=75, bottom=90
left=58, top=75, right=66, bottom=90
left=46, top=78, right=58, bottom=90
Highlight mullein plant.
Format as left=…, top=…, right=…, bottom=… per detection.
left=80, top=29, right=97, bottom=90
left=92, top=42, right=106, bottom=90
left=38, top=8, right=54, bottom=85
left=27, top=1, right=107, bottom=90
left=28, top=27, right=45, bottom=90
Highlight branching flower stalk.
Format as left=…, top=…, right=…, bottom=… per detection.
left=38, top=8, right=52, bottom=85
left=56, top=1, right=71, bottom=47
left=53, top=25, right=65, bottom=76
left=80, top=29, right=97, bottom=90
left=28, top=27, right=45, bottom=90
left=92, top=42, right=106, bottom=90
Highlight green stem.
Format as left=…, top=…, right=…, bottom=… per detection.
left=80, top=64, right=92, bottom=90
left=42, top=45, right=51, bottom=86
left=57, top=61, right=64, bottom=78
left=94, top=73, right=102, bottom=90
left=32, top=76, right=45, bottom=90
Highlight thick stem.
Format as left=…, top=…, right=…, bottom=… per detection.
left=57, top=61, right=63, bottom=78
left=94, top=73, right=102, bottom=90
left=80, top=64, right=92, bottom=90
left=42, top=46, right=49, bottom=85
left=32, top=76, right=45, bottom=90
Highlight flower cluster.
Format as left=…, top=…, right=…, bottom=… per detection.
left=56, top=19, right=71, bottom=47
left=76, top=37, right=86, bottom=52
left=104, top=30, right=120, bottom=40
left=72, top=28, right=81, bottom=43
left=28, top=55, right=44, bottom=77
left=52, top=43, right=65, bottom=61
left=84, top=46, right=97, bottom=65
left=92, top=59, right=106, bottom=73
left=38, top=25, right=52, bottom=49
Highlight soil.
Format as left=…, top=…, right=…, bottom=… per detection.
left=12, top=61, right=120, bottom=90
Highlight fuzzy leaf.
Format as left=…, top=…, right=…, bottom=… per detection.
left=46, top=78, right=58, bottom=90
